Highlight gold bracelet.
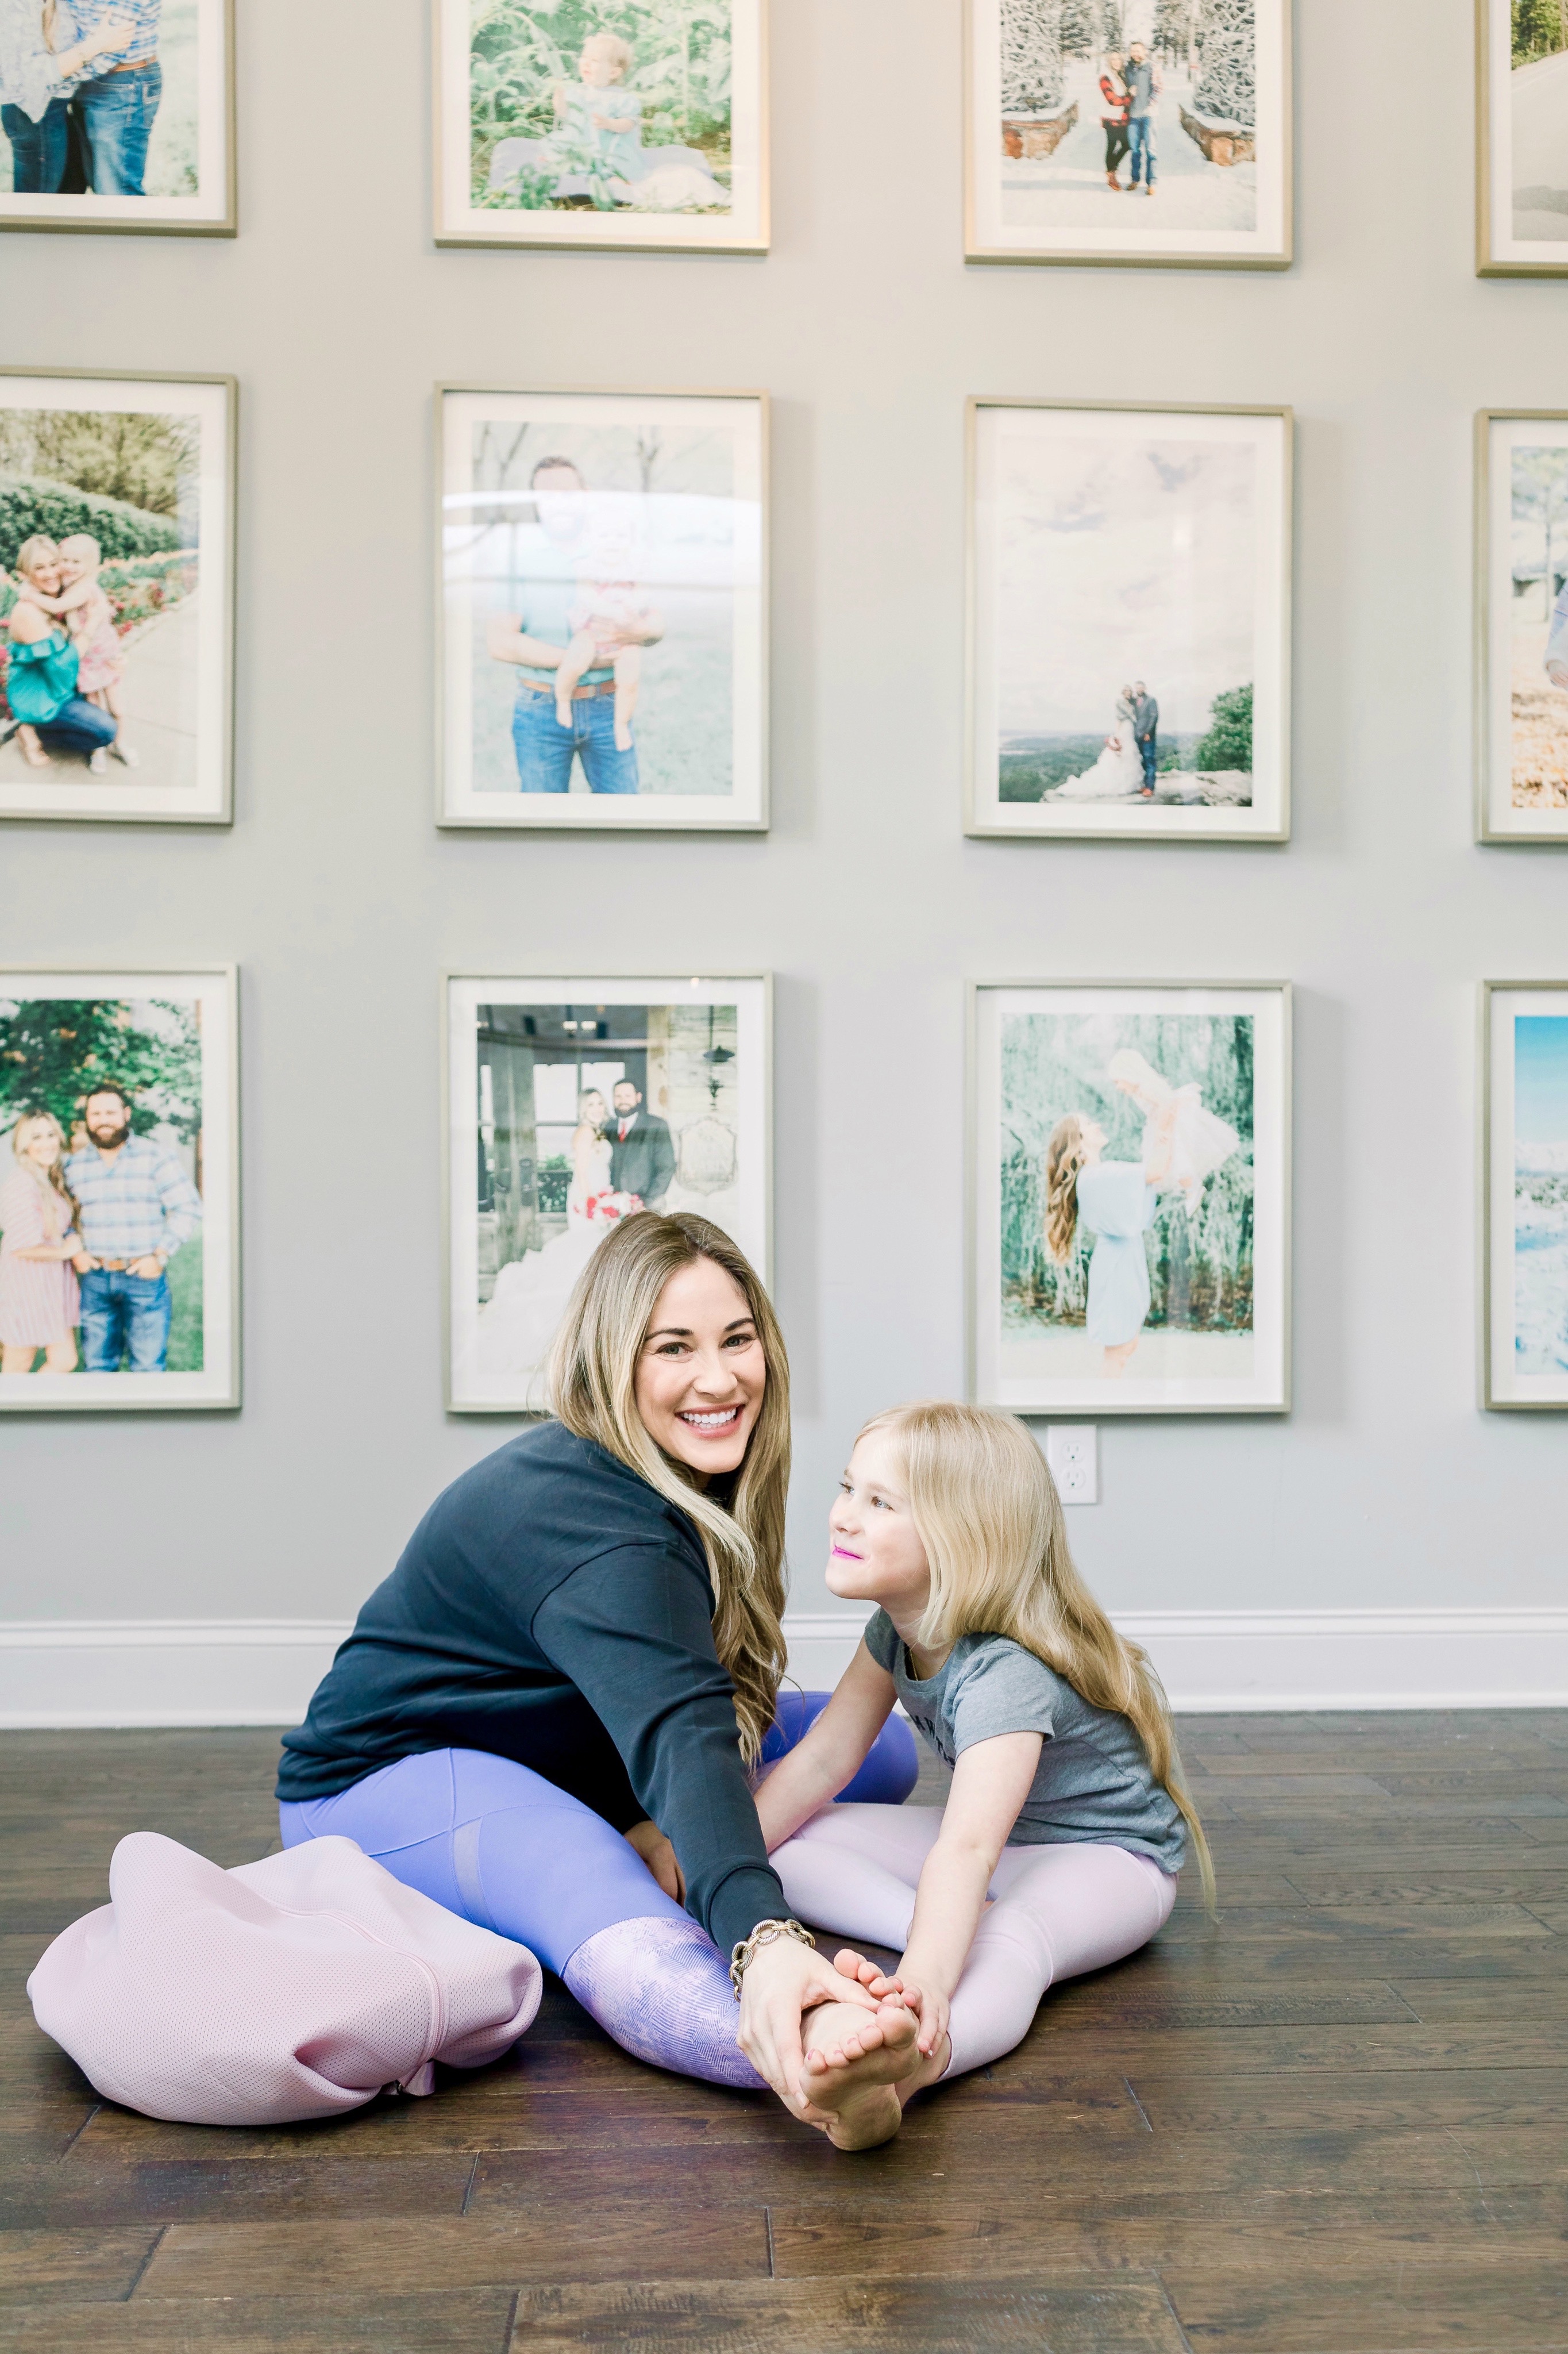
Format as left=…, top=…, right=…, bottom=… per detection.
left=729, top=1917, right=815, bottom=2000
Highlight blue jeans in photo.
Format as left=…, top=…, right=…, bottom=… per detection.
left=1139, top=731, right=1158, bottom=791
left=1128, top=114, right=1155, bottom=185
left=79, top=1267, right=171, bottom=1372
left=511, top=687, right=640, bottom=795
left=72, top=61, right=162, bottom=196
left=36, top=698, right=117, bottom=762
left=1, top=97, right=70, bottom=192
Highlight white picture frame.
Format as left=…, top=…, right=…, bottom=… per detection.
left=965, top=0, right=1291, bottom=271
left=1475, top=410, right=1568, bottom=844
left=434, top=0, right=768, bottom=253
left=1482, top=980, right=1568, bottom=1409
left=437, top=386, right=768, bottom=832
left=965, top=399, right=1291, bottom=843
left=969, top=979, right=1290, bottom=1416
left=0, top=966, right=240, bottom=1411
left=1477, top=0, right=1568, bottom=277
left=0, top=368, right=236, bottom=826
left=445, top=972, right=772, bottom=1413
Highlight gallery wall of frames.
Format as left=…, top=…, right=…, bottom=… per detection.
left=1, top=0, right=1565, bottom=1633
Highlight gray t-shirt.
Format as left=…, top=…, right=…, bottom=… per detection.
left=864, top=1609, right=1185, bottom=1872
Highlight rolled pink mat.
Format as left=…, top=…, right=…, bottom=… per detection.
left=28, top=1830, right=543, bottom=2126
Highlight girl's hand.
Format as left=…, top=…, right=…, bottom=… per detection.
left=622, top=1819, right=684, bottom=1904
left=737, top=1933, right=879, bottom=2111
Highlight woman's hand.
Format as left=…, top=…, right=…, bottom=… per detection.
left=622, top=1819, right=684, bottom=1904
left=737, top=1932, right=880, bottom=2111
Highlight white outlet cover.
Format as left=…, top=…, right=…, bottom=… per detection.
left=1044, top=1424, right=1099, bottom=1505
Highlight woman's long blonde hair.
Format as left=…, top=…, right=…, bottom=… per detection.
left=11, top=1111, right=76, bottom=1222
left=546, top=1210, right=789, bottom=1763
left=1045, top=1114, right=1091, bottom=1266
left=863, top=1399, right=1215, bottom=1910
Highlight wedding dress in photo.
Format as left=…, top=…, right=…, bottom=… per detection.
left=471, top=1130, right=641, bottom=1393
left=1047, top=705, right=1146, bottom=801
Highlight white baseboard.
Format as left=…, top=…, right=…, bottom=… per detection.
left=1, top=1609, right=1565, bottom=1730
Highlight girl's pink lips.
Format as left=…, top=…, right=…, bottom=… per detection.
left=830, top=1544, right=863, bottom=1560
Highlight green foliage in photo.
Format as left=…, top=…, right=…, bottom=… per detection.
left=1001, top=1011, right=1255, bottom=1334
left=1513, top=0, right=1568, bottom=68
left=0, top=999, right=202, bottom=1143
left=1194, top=681, right=1253, bottom=772
left=0, top=410, right=199, bottom=524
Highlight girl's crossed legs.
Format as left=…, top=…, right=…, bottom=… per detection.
left=772, top=1803, right=1176, bottom=2078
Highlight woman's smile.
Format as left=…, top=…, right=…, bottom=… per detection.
left=679, top=1404, right=743, bottom=1437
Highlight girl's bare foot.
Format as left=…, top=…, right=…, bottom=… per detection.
left=21, top=740, right=52, bottom=768
left=799, top=1997, right=920, bottom=2151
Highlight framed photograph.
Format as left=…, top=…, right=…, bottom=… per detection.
left=969, top=980, right=1290, bottom=1416
left=965, top=0, right=1291, bottom=270
left=1483, top=982, right=1568, bottom=1409
left=0, top=0, right=234, bottom=236
left=0, top=967, right=239, bottom=1410
left=966, top=400, right=1290, bottom=841
left=1476, top=411, right=1568, bottom=843
left=438, top=386, right=766, bottom=831
left=434, top=0, right=766, bottom=252
left=1477, top=0, right=1568, bottom=274
left=0, top=370, right=235, bottom=825
left=446, top=974, right=771, bottom=1412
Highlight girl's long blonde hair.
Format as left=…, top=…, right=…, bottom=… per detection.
left=546, top=1210, right=789, bottom=1763
left=862, top=1399, right=1215, bottom=1910
left=1045, top=1114, right=1091, bottom=1266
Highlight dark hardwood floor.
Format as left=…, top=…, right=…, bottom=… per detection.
left=3, top=1711, right=1566, bottom=2352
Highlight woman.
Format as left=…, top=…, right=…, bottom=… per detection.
left=279, top=1211, right=912, bottom=2139
left=1045, top=1112, right=1167, bottom=1377
left=1099, top=50, right=1131, bottom=191
left=472, top=1088, right=642, bottom=1395
left=1047, top=689, right=1145, bottom=802
left=5, top=538, right=117, bottom=769
left=0, top=2, right=132, bottom=193
left=0, top=1111, right=84, bottom=1374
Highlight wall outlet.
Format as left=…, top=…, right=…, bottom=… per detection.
left=1045, top=1424, right=1099, bottom=1505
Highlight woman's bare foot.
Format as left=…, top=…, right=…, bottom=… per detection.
left=799, top=1997, right=921, bottom=2150
left=20, top=738, right=52, bottom=768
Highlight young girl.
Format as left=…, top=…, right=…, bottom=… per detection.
left=752, top=1400, right=1212, bottom=2151
left=56, top=536, right=137, bottom=771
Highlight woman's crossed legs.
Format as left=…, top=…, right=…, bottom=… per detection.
left=772, top=1803, right=1177, bottom=2078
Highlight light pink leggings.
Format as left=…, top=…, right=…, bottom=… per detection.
left=771, top=1803, right=1177, bottom=2079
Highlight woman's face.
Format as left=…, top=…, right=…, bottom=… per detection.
left=634, top=1256, right=765, bottom=1483
left=580, top=1091, right=608, bottom=1127
left=1081, top=1120, right=1107, bottom=1158
left=826, top=1432, right=931, bottom=1620
left=23, top=555, right=61, bottom=596
left=19, top=1120, right=60, bottom=1171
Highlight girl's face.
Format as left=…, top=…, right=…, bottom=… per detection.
left=20, top=1120, right=61, bottom=1171
left=827, top=1432, right=931, bottom=1620
left=634, top=1256, right=766, bottom=1482
left=580, top=42, right=623, bottom=86
left=57, top=547, right=91, bottom=586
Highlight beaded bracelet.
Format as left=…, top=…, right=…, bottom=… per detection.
left=729, top=1917, right=816, bottom=1999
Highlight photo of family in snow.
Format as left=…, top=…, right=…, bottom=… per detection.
left=0, top=971, right=238, bottom=1410
left=1486, top=985, right=1568, bottom=1408
left=439, top=388, right=765, bottom=830
left=439, top=0, right=763, bottom=250
left=1480, top=0, right=1568, bottom=273
left=0, top=376, right=233, bottom=824
left=968, top=0, right=1288, bottom=266
left=973, top=984, right=1289, bottom=1415
left=968, top=399, right=1288, bottom=840
left=0, top=0, right=233, bottom=230
left=447, top=978, right=769, bottom=1411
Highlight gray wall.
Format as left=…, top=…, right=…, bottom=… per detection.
left=2, top=0, right=1563, bottom=1633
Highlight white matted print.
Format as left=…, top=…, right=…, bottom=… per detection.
left=435, top=0, right=766, bottom=252
left=1484, top=982, right=1568, bottom=1407
left=1478, top=0, right=1568, bottom=275
left=0, top=0, right=234, bottom=234
left=0, top=967, right=238, bottom=1410
left=1477, top=412, right=1568, bottom=841
left=968, top=402, right=1289, bottom=841
left=439, top=389, right=766, bottom=831
left=966, top=0, right=1290, bottom=268
left=0, top=371, right=234, bottom=824
left=971, top=982, right=1289, bottom=1416
left=447, top=975, right=770, bottom=1412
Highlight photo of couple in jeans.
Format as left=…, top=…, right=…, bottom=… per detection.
left=0, top=1081, right=201, bottom=1378
left=0, top=0, right=171, bottom=195
left=1099, top=43, right=1160, bottom=195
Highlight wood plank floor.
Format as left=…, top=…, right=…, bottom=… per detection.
left=3, top=1712, right=1566, bottom=2352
